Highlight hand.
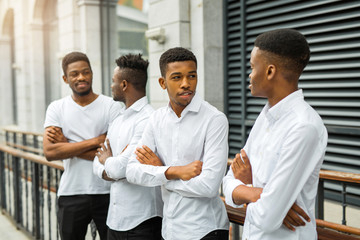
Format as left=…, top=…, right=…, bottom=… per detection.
left=95, top=139, right=113, bottom=165
left=135, top=145, right=163, bottom=166
left=45, top=127, right=67, bottom=144
left=165, top=160, right=203, bottom=181
left=177, top=160, right=203, bottom=181
left=231, top=149, right=252, bottom=184
left=283, top=202, right=310, bottom=231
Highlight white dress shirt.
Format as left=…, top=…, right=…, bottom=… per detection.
left=126, top=94, right=229, bottom=240
left=93, top=97, right=163, bottom=231
left=223, top=90, right=328, bottom=240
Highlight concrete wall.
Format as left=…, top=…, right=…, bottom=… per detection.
left=146, top=0, right=224, bottom=111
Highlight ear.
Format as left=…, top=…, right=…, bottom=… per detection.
left=62, top=75, right=68, bottom=84
left=266, top=64, right=276, bottom=80
left=159, top=77, right=166, bottom=90
left=122, top=80, right=128, bottom=91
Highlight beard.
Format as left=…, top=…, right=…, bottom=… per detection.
left=73, top=88, right=92, bottom=97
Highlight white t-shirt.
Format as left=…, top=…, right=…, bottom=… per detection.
left=44, top=94, right=123, bottom=196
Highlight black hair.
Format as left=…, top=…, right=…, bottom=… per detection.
left=159, top=47, right=197, bottom=77
left=115, top=54, right=149, bottom=92
left=254, top=29, right=310, bottom=75
left=62, top=51, right=92, bottom=76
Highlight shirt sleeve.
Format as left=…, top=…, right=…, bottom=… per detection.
left=108, top=100, right=124, bottom=125
left=246, top=123, right=327, bottom=232
left=104, top=117, right=148, bottom=180
left=93, top=155, right=105, bottom=179
left=164, top=114, right=229, bottom=198
left=126, top=116, right=170, bottom=187
left=44, top=101, right=61, bottom=129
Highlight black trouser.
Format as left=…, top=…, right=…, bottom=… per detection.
left=108, top=216, right=162, bottom=240
left=161, top=229, right=228, bottom=240
left=57, top=194, right=110, bottom=240
left=201, top=230, right=229, bottom=240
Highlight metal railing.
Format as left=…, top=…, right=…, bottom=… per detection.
left=0, top=128, right=99, bottom=240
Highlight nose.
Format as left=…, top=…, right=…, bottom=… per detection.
left=111, top=83, right=115, bottom=89
left=180, top=77, right=190, bottom=89
left=78, top=72, right=86, bottom=80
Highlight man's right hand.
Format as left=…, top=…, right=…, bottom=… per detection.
left=165, top=160, right=203, bottom=181
left=283, top=202, right=310, bottom=231
left=95, top=133, right=107, bottom=146
left=231, top=149, right=252, bottom=185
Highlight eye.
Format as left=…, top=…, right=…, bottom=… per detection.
left=83, top=70, right=91, bottom=75
left=172, top=75, right=181, bottom=80
left=69, top=72, right=79, bottom=78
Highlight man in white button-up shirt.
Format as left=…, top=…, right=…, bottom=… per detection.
left=223, top=29, right=328, bottom=240
left=126, top=47, right=229, bottom=240
left=93, top=54, right=163, bottom=240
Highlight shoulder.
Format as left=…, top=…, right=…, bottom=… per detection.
left=46, top=96, right=69, bottom=111
left=200, top=100, right=228, bottom=123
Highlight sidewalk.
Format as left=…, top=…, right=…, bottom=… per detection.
left=0, top=213, right=29, bottom=240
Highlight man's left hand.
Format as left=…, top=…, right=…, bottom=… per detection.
left=96, top=139, right=113, bottom=165
left=231, top=149, right=252, bottom=185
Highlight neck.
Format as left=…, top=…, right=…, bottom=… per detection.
left=125, top=91, right=145, bottom=109
left=268, top=86, right=298, bottom=107
left=72, top=91, right=98, bottom=106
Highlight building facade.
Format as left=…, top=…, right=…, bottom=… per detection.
left=1, top=0, right=359, bottom=203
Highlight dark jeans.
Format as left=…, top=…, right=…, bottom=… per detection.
left=108, top=216, right=162, bottom=240
left=201, top=230, right=229, bottom=240
left=57, top=194, right=110, bottom=240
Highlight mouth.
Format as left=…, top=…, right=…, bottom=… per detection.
left=178, top=91, right=193, bottom=98
left=76, top=82, right=88, bottom=88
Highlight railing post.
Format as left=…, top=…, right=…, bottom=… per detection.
left=32, top=162, right=41, bottom=239
left=341, top=183, right=347, bottom=225
left=316, top=178, right=324, bottom=220
left=0, top=151, right=6, bottom=210
left=13, top=155, right=22, bottom=225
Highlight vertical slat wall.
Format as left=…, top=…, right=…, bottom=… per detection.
left=224, top=0, right=360, bottom=205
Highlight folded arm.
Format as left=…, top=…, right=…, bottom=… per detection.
left=43, top=126, right=106, bottom=161
left=165, top=115, right=229, bottom=198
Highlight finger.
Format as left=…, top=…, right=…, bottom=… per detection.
left=138, top=147, right=151, bottom=158
left=135, top=149, right=147, bottom=159
left=283, top=220, right=295, bottom=231
left=136, top=156, right=145, bottom=164
left=143, top=145, right=156, bottom=157
left=292, top=203, right=310, bottom=222
left=287, top=209, right=305, bottom=226
left=240, top=149, right=251, bottom=166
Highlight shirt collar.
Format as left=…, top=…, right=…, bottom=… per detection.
left=167, top=92, right=202, bottom=118
left=125, top=96, right=148, bottom=115
left=265, top=89, right=304, bottom=123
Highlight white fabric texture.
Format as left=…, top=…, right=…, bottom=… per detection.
left=126, top=94, right=229, bottom=240
left=44, top=94, right=123, bottom=196
left=223, top=90, right=327, bottom=240
left=93, top=97, right=163, bottom=231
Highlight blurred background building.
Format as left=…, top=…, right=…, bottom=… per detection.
left=0, top=0, right=359, bottom=206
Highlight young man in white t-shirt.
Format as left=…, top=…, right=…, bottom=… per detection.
left=126, top=47, right=229, bottom=240
left=43, top=51, right=122, bottom=240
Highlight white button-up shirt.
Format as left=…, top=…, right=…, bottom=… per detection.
left=223, top=90, right=328, bottom=240
left=93, top=97, right=163, bottom=231
left=126, top=94, right=229, bottom=240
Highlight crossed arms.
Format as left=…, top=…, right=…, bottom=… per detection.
left=43, top=126, right=105, bottom=161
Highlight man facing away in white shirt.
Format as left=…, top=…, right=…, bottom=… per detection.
left=126, top=47, right=230, bottom=240
left=93, top=54, right=163, bottom=240
left=223, top=29, right=328, bottom=240
left=43, top=51, right=122, bottom=240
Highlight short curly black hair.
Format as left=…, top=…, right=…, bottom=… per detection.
left=254, top=29, right=310, bottom=76
left=115, top=54, right=149, bottom=92
left=159, top=47, right=197, bottom=77
left=62, top=51, right=92, bottom=76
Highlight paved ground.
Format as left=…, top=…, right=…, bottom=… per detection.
left=0, top=212, right=29, bottom=240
